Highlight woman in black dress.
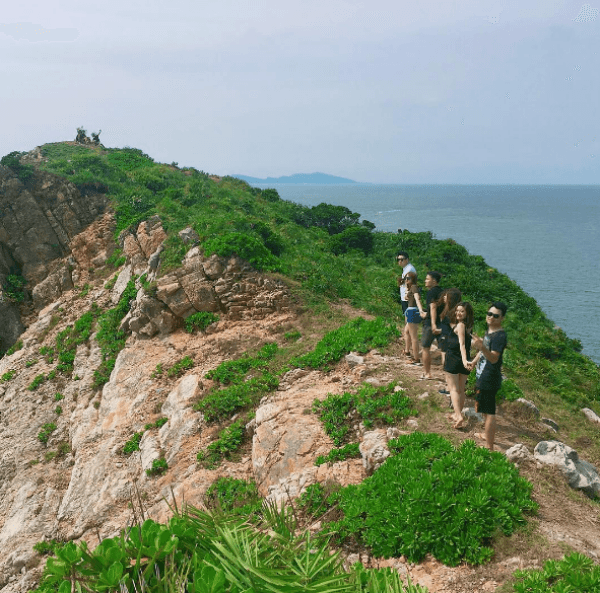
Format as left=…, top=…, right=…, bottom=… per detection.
left=444, top=301, right=474, bottom=429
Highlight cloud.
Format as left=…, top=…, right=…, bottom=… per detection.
left=573, top=4, right=599, bottom=22
left=0, top=22, right=78, bottom=42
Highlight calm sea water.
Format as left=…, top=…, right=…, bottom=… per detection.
left=256, top=184, right=600, bottom=364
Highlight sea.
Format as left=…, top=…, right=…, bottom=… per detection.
left=253, top=184, right=600, bottom=365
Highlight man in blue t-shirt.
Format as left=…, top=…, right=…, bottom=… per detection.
left=470, top=301, right=508, bottom=451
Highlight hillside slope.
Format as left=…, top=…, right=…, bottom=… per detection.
left=0, top=141, right=598, bottom=593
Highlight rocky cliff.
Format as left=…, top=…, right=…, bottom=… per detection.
left=0, top=160, right=108, bottom=350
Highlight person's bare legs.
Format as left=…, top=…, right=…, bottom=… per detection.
left=458, top=374, right=468, bottom=410
left=483, top=414, right=496, bottom=450
left=446, top=373, right=464, bottom=427
left=403, top=322, right=412, bottom=355
left=422, top=347, right=432, bottom=377
left=408, top=323, right=419, bottom=362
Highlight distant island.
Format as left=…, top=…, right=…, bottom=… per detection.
left=233, top=172, right=361, bottom=185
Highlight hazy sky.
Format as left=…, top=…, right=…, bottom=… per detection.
left=2, top=1, right=599, bottom=183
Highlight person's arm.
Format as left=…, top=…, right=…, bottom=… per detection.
left=430, top=302, right=440, bottom=333
left=457, top=323, right=469, bottom=367
left=472, top=335, right=501, bottom=364
left=414, top=291, right=425, bottom=316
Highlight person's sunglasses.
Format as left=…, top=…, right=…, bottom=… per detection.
left=486, top=312, right=500, bottom=318
left=397, top=257, right=405, bottom=261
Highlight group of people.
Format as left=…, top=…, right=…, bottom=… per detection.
left=396, top=251, right=507, bottom=451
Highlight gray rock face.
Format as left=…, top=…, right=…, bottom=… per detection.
left=505, top=444, right=534, bottom=464
left=0, top=162, right=108, bottom=350
left=534, top=440, right=600, bottom=499
left=515, top=398, right=540, bottom=418
left=582, top=408, right=600, bottom=425
left=359, top=430, right=390, bottom=472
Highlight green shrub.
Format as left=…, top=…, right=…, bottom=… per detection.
left=292, top=317, right=399, bottom=370
left=195, top=373, right=279, bottom=423
left=1, top=369, right=16, bottom=382
left=497, top=378, right=524, bottom=402
left=145, top=417, right=168, bottom=430
left=146, top=458, right=168, bottom=477
left=28, top=374, right=46, bottom=391
left=184, top=311, right=219, bottom=333
left=25, top=359, right=38, bottom=368
left=203, top=231, right=280, bottom=271
left=197, top=419, right=245, bottom=469
left=3, top=273, right=27, bottom=302
left=315, top=443, right=361, bottom=466
left=1, top=151, right=34, bottom=182
left=313, top=383, right=416, bottom=446
left=30, top=504, right=423, bottom=593
left=123, top=432, right=143, bottom=455
left=284, top=329, right=301, bottom=341
left=205, top=342, right=278, bottom=384
left=329, top=226, right=374, bottom=255
left=5, top=340, right=23, bottom=356
left=54, top=406, right=62, bottom=415
left=54, top=392, right=64, bottom=401
left=166, top=355, right=194, bottom=377
left=205, top=477, right=262, bottom=516
left=93, top=278, right=137, bottom=388
left=510, top=552, right=600, bottom=592
left=329, top=432, right=537, bottom=566
left=37, top=423, right=57, bottom=445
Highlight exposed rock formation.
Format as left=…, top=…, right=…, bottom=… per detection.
left=534, top=440, right=600, bottom=499
left=0, top=160, right=109, bottom=350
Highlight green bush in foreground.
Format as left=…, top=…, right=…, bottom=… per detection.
left=292, top=317, right=400, bottom=370
left=31, top=504, right=427, bottom=593
left=329, top=432, right=537, bottom=566
left=510, top=552, right=600, bottom=592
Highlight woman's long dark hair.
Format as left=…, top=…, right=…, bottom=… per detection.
left=437, top=287, right=462, bottom=320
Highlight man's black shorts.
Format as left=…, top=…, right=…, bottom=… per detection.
left=475, top=387, right=498, bottom=415
left=401, top=300, right=408, bottom=314
left=421, top=324, right=438, bottom=348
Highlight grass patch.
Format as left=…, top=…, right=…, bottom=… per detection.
left=291, top=317, right=399, bottom=370
left=184, top=311, right=220, bottom=333
left=204, top=477, right=262, bottom=516
left=205, top=342, right=278, bottom=384
left=315, top=443, right=361, bottom=466
left=313, top=382, right=416, bottom=446
left=166, top=355, right=194, bottom=378
left=197, top=419, right=246, bottom=468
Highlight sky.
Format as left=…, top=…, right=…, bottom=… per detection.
left=1, top=0, right=599, bottom=184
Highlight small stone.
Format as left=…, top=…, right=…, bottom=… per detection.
left=515, top=398, right=540, bottom=418
left=541, top=417, right=559, bottom=431
left=406, top=419, right=419, bottom=430
left=394, top=385, right=405, bottom=392
left=418, top=391, right=429, bottom=400
left=345, top=353, right=365, bottom=367
left=582, top=408, right=600, bottom=425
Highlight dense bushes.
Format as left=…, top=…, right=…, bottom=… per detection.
left=328, top=432, right=537, bottom=566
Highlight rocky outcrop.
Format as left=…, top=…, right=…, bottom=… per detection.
left=359, top=430, right=390, bottom=472
left=534, top=441, right=600, bottom=499
left=0, top=160, right=110, bottom=350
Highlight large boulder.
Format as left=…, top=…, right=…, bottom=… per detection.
left=534, top=441, right=600, bottom=499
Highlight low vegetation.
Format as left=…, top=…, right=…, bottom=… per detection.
left=184, top=311, right=219, bottom=333
left=313, top=382, right=416, bottom=446
left=30, top=504, right=427, bottom=593
left=327, top=432, right=538, bottom=566
left=197, top=419, right=246, bottom=469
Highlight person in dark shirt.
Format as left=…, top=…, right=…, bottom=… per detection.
left=470, top=301, right=508, bottom=451
left=420, top=271, right=443, bottom=379
left=444, top=302, right=474, bottom=429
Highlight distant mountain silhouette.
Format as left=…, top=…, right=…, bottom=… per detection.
left=233, top=172, right=361, bottom=185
